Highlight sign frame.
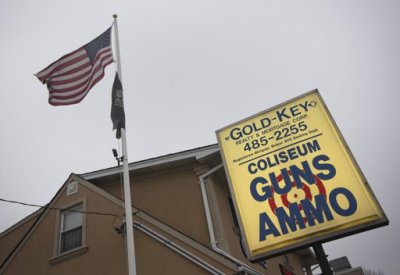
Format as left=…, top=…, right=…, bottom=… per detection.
left=216, top=89, right=388, bottom=262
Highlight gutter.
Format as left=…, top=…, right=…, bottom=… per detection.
left=198, top=164, right=264, bottom=275
left=133, top=221, right=224, bottom=275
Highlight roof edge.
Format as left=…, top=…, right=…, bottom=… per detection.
left=0, top=173, right=80, bottom=273
left=0, top=208, right=43, bottom=238
left=81, top=144, right=220, bottom=180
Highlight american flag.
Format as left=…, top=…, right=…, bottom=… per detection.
left=36, top=27, right=114, bottom=106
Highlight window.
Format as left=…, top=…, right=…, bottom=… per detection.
left=60, top=204, right=83, bottom=253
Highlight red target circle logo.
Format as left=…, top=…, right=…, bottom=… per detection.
left=267, top=171, right=326, bottom=223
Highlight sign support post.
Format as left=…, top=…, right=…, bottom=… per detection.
left=313, top=243, right=333, bottom=275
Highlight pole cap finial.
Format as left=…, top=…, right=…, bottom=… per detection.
left=113, top=14, right=118, bottom=19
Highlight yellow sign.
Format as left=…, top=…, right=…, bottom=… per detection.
left=216, top=90, right=388, bottom=261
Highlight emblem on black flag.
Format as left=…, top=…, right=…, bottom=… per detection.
left=111, top=72, right=125, bottom=138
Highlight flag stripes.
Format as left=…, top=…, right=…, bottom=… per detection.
left=36, top=27, right=114, bottom=106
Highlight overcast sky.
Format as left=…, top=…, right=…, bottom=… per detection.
left=1, top=0, right=399, bottom=274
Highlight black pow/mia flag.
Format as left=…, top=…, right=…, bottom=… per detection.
left=111, top=72, right=125, bottom=139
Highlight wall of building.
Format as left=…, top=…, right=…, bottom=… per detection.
left=2, top=180, right=128, bottom=275
left=0, top=211, right=39, bottom=266
left=97, top=165, right=211, bottom=247
left=1, top=154, right=316, bottom=275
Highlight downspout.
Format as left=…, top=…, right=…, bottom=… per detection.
left=199, top=164, right=263, bottom=275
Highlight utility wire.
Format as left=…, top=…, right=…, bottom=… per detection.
left=0, top=198, right=118, bottom=217
left=0, top=197, right=122, bottom=270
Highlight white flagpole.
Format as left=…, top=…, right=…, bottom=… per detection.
left=112, top=14, right=137, bottom=275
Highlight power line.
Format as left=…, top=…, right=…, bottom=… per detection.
left=0, top=198, right=119, bottom=217
left=0, top=197, right=123, bottom=271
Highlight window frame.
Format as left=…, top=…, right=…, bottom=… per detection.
left=59, top=203, right=84, bottom=254
left=53, top=199, right=87, bottom=258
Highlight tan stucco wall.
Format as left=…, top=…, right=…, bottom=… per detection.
left=98, top=167, right=211, bottom=247
left=2, top=180, right=128, bottom=275
left=135, top=228, right=221, bottom=275
left=0, top=212, right=39, bottom=266
left=2, top=163, right=315, bottom=275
